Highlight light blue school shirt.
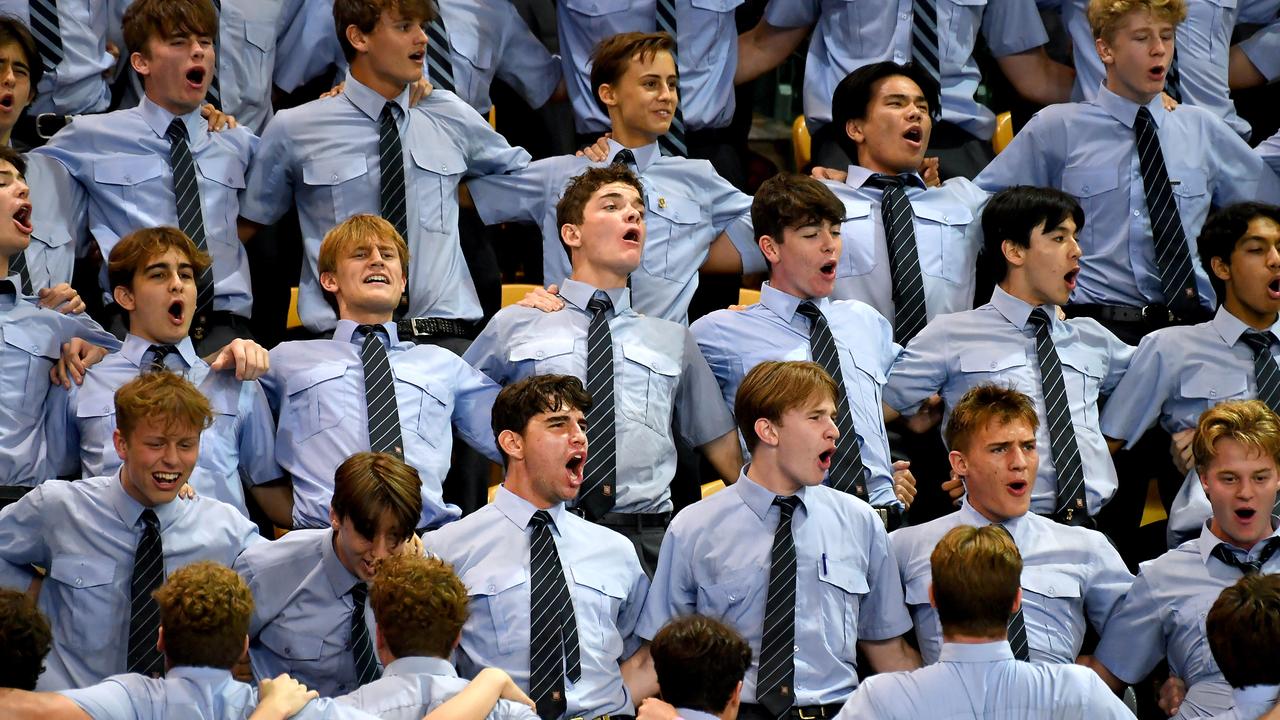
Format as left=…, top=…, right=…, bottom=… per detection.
left=975, top=86, right=1280, bottom=310
left=239, top=72, right=530, bottom=332
left=824, top=167, right=987, bottom=325
left=45, top=334, right=280, bottom=516
left=422, top=488, right=650, bottom=720
left=1095, top=522, right=1280, bottom=720
left=556, top=0, right=742, bottom=134
left=889, top=502, right=1133, bottom=666
left=0, top=283, right=118, bottom=485
left=637, top=469, right=913, bottom=706
left=463, top=279, right=736, bottom=514
left=465, top=139, right=757, bottom=325
left=30, top=96, right=258, bottom=315
left=883, top=286, right=1133, bottom=516
left=835, top=640, right=1135, bottom=719
left=763, top=0, right=1049, bottom=138
left=259, top=319, right=501, bottom=530
left=335, top=655, right=540, bottom=720
left=690, top=282, right=902, bottom=506
left=0, top=473, right=262, bottom=690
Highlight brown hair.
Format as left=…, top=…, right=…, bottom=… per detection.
left=1206, top=573, right=1280, bottom=688
left=589, top=32, right=674, bottom=114
left=333, top=0, right=434, bottom=62
left=751, top=173, right=846, bottom=250
left=651, top=615, right=752, bottom=714
left=331, top=452, right=423, bottom=542
left=0, top=18, right=38, bottom=103
left=1193, top=399, right=1280, bottom=473
left=123, top=0, right=218, bottom=57
left=491, top=375, right=593, bottom=467
left=930, top=525, right=1023, bottom=637
left=556, top=165, right=645, bottom=229
left=944, top=384, right=1039, bottom=454
left=735, top=361, right=839, bottom=453
left=115, top=371, right=213, bottom=438
left=1087, top=0, right=1187, bottom=40
left=0, top=144, right=25, bottom=178
left=0, top=588, right=51, bottom=690
left=152, top=561, right=253, bottom=669
left=107, top=226, right=211, bottom=294
left=369, top=555, right=469, bottom=659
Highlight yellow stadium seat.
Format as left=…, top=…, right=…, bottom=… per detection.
left=488, top=105, right=497, bottom=130
left=993, top=111, right=1014, bottom=155
left=792, top=115, right=811, bottom=170
left=287, top=287, right=302, bottom=330
left=1140, top=477, right=1168, bottom=527
left=738, top=288, right=761, bottom=306
left=501, top=283, right=541, bottom=308
left=701, top=480, right=726, bottom=499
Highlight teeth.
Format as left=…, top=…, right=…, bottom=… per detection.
left=154, top=472, right=180, bottom=481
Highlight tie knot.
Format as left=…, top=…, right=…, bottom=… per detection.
left=611, top=149, right=636, bottom=167
left=529, top=509, right=554, bottom=531
left=795, top=300, right=823, bottom=321
left=381, top=102, right=400, bottom=123
left=587, top=292, right=613, bottom=316
left=774, top=495, right=801, bottom=516
left=147, top=344, right=178, bottom=371
left=1134, top=106, right=1156, bottom=129
left=165, top=118, right=187, bottom=144
left=350, top=581, right=368, bottom=604
left=1243, top=330, right=1276, bottom=356
left=139, top=508, right=160, bottom=532
left=358, top=324, right=387, bottom=344
left=867, top=173, right=911, bottom=191
left=1026, top=307, right=1053, bottom=331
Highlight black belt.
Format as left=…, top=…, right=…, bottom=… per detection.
left=396, top=317, right=476, bottom=340
left=874, top=504, right=904, bottom=532
left=571, top=509, right=672, bottom=530
left=36, top=112, right=72, bottom=139
left=741, top=703, right=844, bottom=720
left=1067, top=302, right=1178, bottom=327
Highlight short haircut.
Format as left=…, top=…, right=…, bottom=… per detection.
left=107, top=226, right=212, bottom=294
left=555, top=165, right=645, bottom=262
left=369, top=555, right=468, bottom=660
left=589, top=32, right=674, bottom=115
left=333, top=0, right=434, bottom=63
left=491, top=374, right=593, bottom=466
left=1088, top=0, right=1187, bottom=40
left=1192, top=399, right=1280, bottom=474
left=735, top=360, right=839, bottom=453
left=0, top=143, right=26, bottom=177
left=0, top=588, right=51, bottom=690
left=751, top=173, right=846, bottom=245
left=331, top=452, right=423, bottom=542
left=930, top=525, right=1023, bottom=637
left=0, top=16, right=41, bottom=99
left=1197, top=202, right=1280, bottom=302
left=944, top=384, right=1039, bottom=454
left=1206, top=573, right=1280, bottom=688
left=115, top=371, right=213, bottom=439
left=830, top=61, right=941, bottom=161
left=123, top=0, right=218, bottom=57
left=980, top=186, right=1085, bottom=282
left=650, top=615, right=751, bottom=714
left=318, top=214, right=412, bottom=277
left=152, top=561, right=253, bottom=669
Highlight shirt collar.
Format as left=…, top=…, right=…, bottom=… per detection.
left=343, top=70, right=411, bottom=123
left=1094, top=84, right=1167, bottom=129
left=167, top=666, right=237, bottom=687
left=138, top=95, right=206, bottom=143
left=0, top=274, right=20, bottom=301
left=121, top=334, right=200, bottom=369
left=760, top=281, right=827, bottom=323
left=1210, top=304, right=1280, bottom=346
left=938, top=640, right=1015, bottom=663
left=107, top=467, right=183, bottom=529
left=845, top=165, right=927, bottom=191
left=735, top=467, right=807, bottom=522
left=559, top=278, right=631, bottom=315
left=492, top=485, right=570, bottom=534
left=1196, top=519, right=1280, bottom=566
left=383, top=655, right=457, bottom=679
left=604, top=139, right=660, bottom=171
left=957, top=500, right=1032, bottom=548
left=321, top=527, right=363, bottom=596
left=989, top=285, right=1055, bottom=332
left=333, top=318, right=404, bottom=347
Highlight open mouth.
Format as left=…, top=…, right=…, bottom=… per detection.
left=12, top=203, right=31, bottom=235
left=1148, top=65, right=1167, bottom=81
left=1236, top=507, right=1258, bottom=521
left=622, top=228, right=641, bottom=243
left=364, top=274, right=391, bottom=285
left=152, top=471, right=181, bottom=490
left=820, top=259, right=837, bottom=278
left=565, top=452, right=586, bottom=484
left=903, top=126, right=923, bottom=145
left=818, top=448, right=834, bottom=470
left=185, top=67, right=207, bottom=87
left=0, top=94, right=13, bottom=111
left=409, top=50, right=425, bottom=63
left=1269, top=277, right=1280, bottom=299
left=1007, top=480, right=1029, bottom=494
left=1064, top=268, right=1080, bottom=290
left=168, top=299, right=185, bottom=323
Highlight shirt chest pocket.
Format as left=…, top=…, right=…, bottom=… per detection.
left=696, top=569, right=765, bottom=628
left=48, top=554, right=117, bottom=652
left=1168, top=167, right=1209, bottom=219
left=845, top=346, right=889, bottom=428
left=837, top=201, right=876, bottom=278
left=397, top=365, right=451, bottom=449
left=1180, top=370, right=1250, bottom=412
left=958, top=347, right=1029, bottom=388
left=943, top=0, right=986, bottom=64
left=1061, top=167, right=1120, bottom=250
left=93, top=156, right=165, bottom=208
left=508, top=336, right=579, bottom=376
left=912, top=203, right=973, bottom=285
left=450, top=28, right=493, bottom=102
left=302, top=156, right=371, bottom=223
left=257, top=618, right=327, bottom=664
left=283, top=361, right=351, bottom=442
left=463, top=567, right=529, bottom=655
left=569, top=566, right=629, bottom=650
left=817, top=555, right=870, bottom=664
left=1020, top=567, right=1083, bottom=659
left=561, top=0, right=630, bottom=41
left=410, top=145, right=466, bottom=234
left=618, top=342, right=680, bottom=435
left=1056, top=345, right=1106, bottom=426
left=642, top=191, right=702, bottom=282
left=1187, top=0, right=1237, bottom=52
left=195, top=155, right=248, bottom=239
left=1170, top=592, right=1219, bottom=675
left=2, top=323, right=60, bottom=418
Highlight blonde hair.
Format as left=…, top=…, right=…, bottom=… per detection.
left=115, top=371, right=213, bottom=438
left=1193, top=400, right=1280, bottom=473
left=1087, top=0, right=1187, bottom=40
left=735, top=361, right=838, bottom=453
left=318, top=214, right=411, bottom=277
left=944, top=385, right=1039, bottom=454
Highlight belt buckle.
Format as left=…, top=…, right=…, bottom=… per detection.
left=796, top=707, right=820, bottom=720
left=36, top=112, right=67, bottom=139
left=1140, top=304, right=1170, bottom=324
left=874, top=507, right=890, bottom=530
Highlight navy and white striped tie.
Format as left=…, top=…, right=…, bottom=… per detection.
left=528, top=510, right=582, bottom=720
left=1134, top=106, right=1200, bottom=319
left=126, top=509, right=165, bottom=677
left=426, top=14, right=456, bottom=94
left=576, top=292, right=618, bottom=520
left=165, top=119, right=215, bottom=338
left=359, top=324, right=404, bottom=459
left=655, top=0, right=687, bottom=157
left=756, top=496, right=801, bottom=717
left=911, top=0, right=940, bottom=85
left=868, top=175, right=929, bottom=345
left=29, top=0, right=63, bottom=74
left=1026, top=308, right=1088, bottom=525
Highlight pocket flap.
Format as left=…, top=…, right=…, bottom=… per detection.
left=285, top=361, right=349, bottom=395
left=462, top=566, right=528, bottom=596
left=93, top=157, right=164, bottom=186
left=244, top=19, right=275, bottom=51
left=570, top=566, right=627, bottom=599
left=1056, top=346, right=1106, bottom=379
left=645, top=191, right=700, bottom=225
left=302, top=156, right=368, bottom=186
left=1061, top=167, right=1119, bottom=198
left=622, top=343, right=680, bottom=376
left=561, top=0, right=629, bottom=16
left=1169, top=168, right=1208, bottom=197
left=817, top=557, right=870, bottom=595
left=958, top=348, right=1026, bottom=373
left=3, top=323, right=59, bottom=359
left=49, top=554, right=114, bottom=588
left=509, top=336, right=576, bottom=362
left=258, top=622, right=325, bottom=660
left=1020, top=567, right=1082, bottom=599
left=1180, top=370, right=1248, bottom=400
left=903, top=574, right=931, bottom=605
left=840, top=199, right=872, bottom=220
left=690, top=0, right=744, bottom=8
left=397, top=364, right=447, bottom=405
left=912, top=203, right=973, bottom=226
left=196, top=154, right=247, bottom=189
left=450, top=27, right=493, bottom=69
left=410, top=144, right=467, bottom=178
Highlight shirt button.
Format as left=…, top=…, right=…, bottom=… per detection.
left=1048, top=585, right=1055, bottom=593
left=1133, top=209, right=1141, bottom=217
left=488, top=584, right=496, bottom=592
left=1210, top=390, right=1217, bottom=397
left=794, top=645, right=800, bottom=652
left=332, top=173, right=339, bottom=182
left=124, top=175, right=132, bottom=183
left=1082, top=185, right=1090, bottom=193
left=75, top=577, right=83, bottom=586
left=535, top=351, right=545, bottom=359
left=990, top=362, right=997, bottom=369
left=899, top=13, right=909, bottom=20
left=728, top=594, right=737, bottom=601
